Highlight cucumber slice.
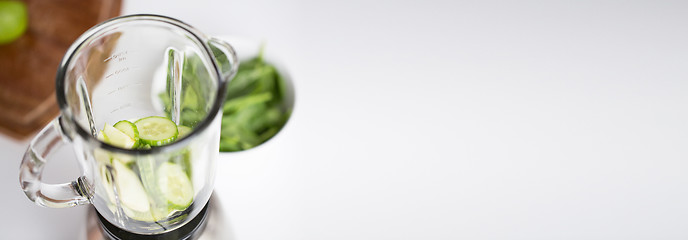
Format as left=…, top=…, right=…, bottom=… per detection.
left=113, top=160, right=151, bottom=215
left=135, top=116, right=178, bottom=146
left=156, top=162, right=193, bottom=208
left=114, top=120, right=140, bottom=148
left=103, top=124, right=137, bottom=149
left=177, top=125, right=192, bottom=138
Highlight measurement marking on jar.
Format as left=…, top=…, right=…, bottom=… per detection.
left=106, top=82, right=143, bottom=95
left=105, top=67, right=130, bottom=79
left=110, top=103, right=132, bottom=114
left=104, top=51, right=129, bottom=63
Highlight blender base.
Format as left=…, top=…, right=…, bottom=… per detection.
left=96, top=202, right=210, bottom=240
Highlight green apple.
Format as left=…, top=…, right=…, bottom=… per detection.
left=0, top=1, right=28, bottom=44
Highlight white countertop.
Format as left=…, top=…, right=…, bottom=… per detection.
left=3, top=0, right=688, bottom=239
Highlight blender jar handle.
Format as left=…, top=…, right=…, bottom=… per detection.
left=208, top=37, right=239, bottom=82
left=19, top=116, right=90, bottom=208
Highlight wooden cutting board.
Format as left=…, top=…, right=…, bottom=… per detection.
left=0, top=0, right=121, bottom=139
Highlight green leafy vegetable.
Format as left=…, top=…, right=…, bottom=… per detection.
left=160, top=47, right=291, bottom=152
left=220, top=49, right=291, bottom=151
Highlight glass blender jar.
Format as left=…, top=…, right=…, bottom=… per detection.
left=19, top=14, right=238, bottom=237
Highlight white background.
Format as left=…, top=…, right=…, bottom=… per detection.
left=2, top=0, right=688, bottom=239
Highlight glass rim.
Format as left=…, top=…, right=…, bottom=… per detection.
left=55, top=14, right=229, bottom=154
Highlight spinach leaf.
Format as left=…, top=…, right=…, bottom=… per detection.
left=220, top=50, right=291, bottom=152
